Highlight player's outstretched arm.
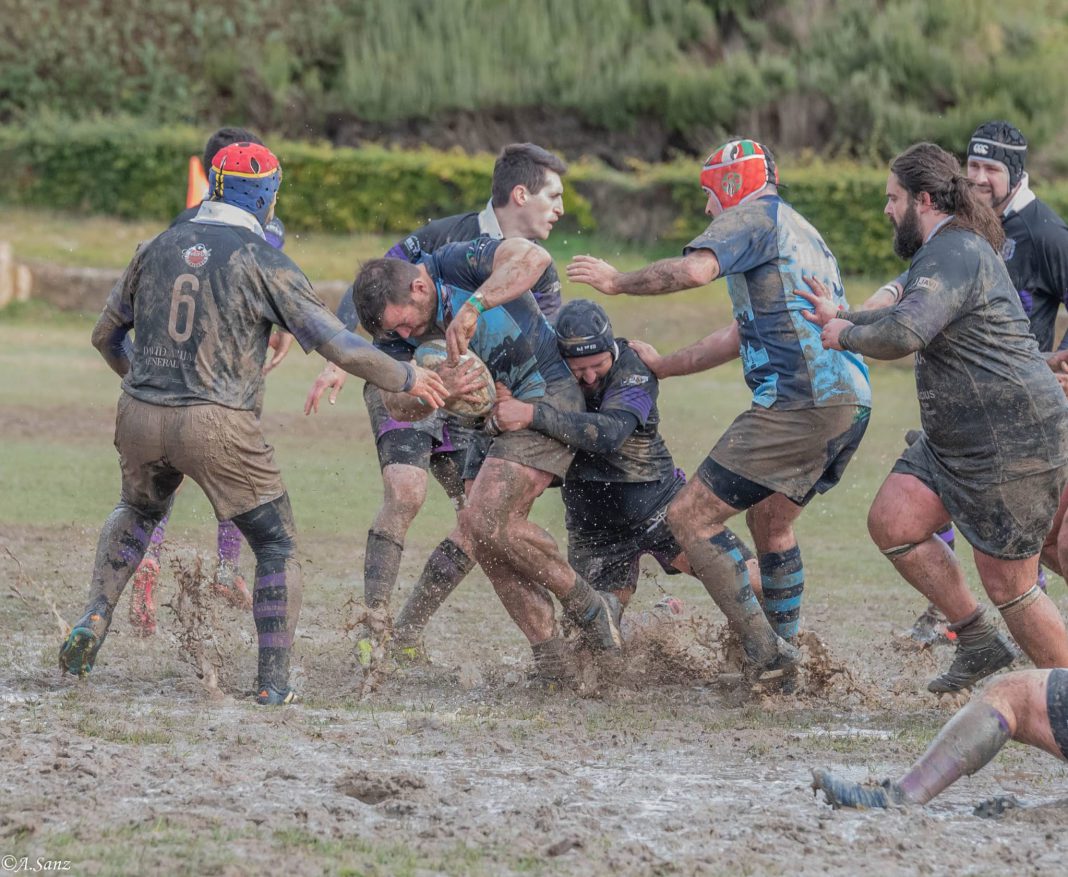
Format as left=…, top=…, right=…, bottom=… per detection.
left=445, top=239, right=553, bottom=362
left=492, top=383, right=639, bottom=454
left=629, top=323, right=740, bottom=379
left=380, top=357, right=486, bottom=421
left=91, top=310, right=133, bottom=378
left=316, top=331, right=447, bottom=409
left=566, top=250, right=719, bottom=297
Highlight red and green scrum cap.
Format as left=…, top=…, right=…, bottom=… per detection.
left=699, top=139, right=779, bottom=211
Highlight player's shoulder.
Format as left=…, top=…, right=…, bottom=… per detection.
left=611, top=340, right=657, bottom=389
left=420, top=211, right=480, bottom=246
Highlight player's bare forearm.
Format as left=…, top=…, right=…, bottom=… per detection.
left=479, top=239, right=552, bottom=309
left=612, top=251, right=720, bottom=296
left=91, top=312, right=132, bottom=377
left=316, top=330, right=413, bottom=393
left=658, top=322, right=740, bottom=377
left=839, top=319, right=925, bottom=359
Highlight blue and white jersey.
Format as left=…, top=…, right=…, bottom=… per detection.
left=685, top=195, right=871, bottom=410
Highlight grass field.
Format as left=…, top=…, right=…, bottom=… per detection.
left=2, top=255, right=1067, bottom=873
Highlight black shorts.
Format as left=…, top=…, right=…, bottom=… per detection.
left=568, top=506, right=684, bottom=594
left=698, top=405, right=870, bottom=509
left=366, top=382, right=473, bottom=472
left=891, top=434, right=1067, bottom=560
left=1047, top=668, right=1068, bottom=760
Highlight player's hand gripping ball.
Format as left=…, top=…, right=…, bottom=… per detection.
left=414, top=340, right=496, bottom=419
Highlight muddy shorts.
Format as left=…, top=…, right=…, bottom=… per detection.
left=1047, top=668, right=1068, bottom=760
left=463, top=379, right=585, bottom=481
left=364, top=382, right=474, bottom=471
left=116, top=393, right=284, bottom=521
left=568, top=505, right=684, bottom=593
left=891, top=434, right=1067, bottom=560
left=699, top=404, right=870, bottom=508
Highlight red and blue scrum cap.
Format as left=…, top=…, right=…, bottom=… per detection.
left=208, top=142, right=282, bottom=225
left=699, top=139, right=779, bottom=211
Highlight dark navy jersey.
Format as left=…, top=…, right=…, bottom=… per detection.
left=337, top=206, right=562, bottom=328
left=105, top=202, right=345, bottom=409
left=562, top=339, right=679, bottom=533
left=685, top=195, right=871, bottom=411
left=374, top=238, right=571, bottom=399
left=999, top=188, right=1068, bottom=351
left=895, top=225, right=1068, bottom=481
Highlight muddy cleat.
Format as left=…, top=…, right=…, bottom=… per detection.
left=389, top=640, right=431, bottom=667
left=128, top=556, right=159, bottom=637
left=927, top=632, right=1017, bottom=694
left=59, top=627, right=102, bottom=677
left=745, top=636, right=801, bottom=687
left=580, top=592, right=624, bottom=652
left=812, top=769, right=906, bottom=810
left=255, top=685, right=296, bottom=705
left=907, top=604, right=951, bottom=646
left=212, top=560, right=253, bottom=610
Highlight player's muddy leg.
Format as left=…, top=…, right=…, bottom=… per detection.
left=463, top=458, right=622, bottom=652
left=976, top=550, right=1068, bottom=668
left=1040, top=484, right=1068, bottom=579
left=667, top=479, right=787, bottom=670
left=129, top=492, right=176, bottom=637
left=814, top=671, right=1059, bottom=809
left=363, top=464, right=428, bottom=609
left=747, top=494, right=804, bottom=640
left=61, top=501, right=170, bottom=675
left=211, top=519, right=251, bottom=607
left=232, top=494, right=301, bottom=705
left=871, top=474, right=1016, bottom=692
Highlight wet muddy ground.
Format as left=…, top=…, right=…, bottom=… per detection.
left=3, top=522, right=1067, bottom=877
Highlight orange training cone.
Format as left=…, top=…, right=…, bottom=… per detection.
left=186, top=155, right=209, bottom=208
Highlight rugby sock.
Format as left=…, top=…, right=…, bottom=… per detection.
left=558, top=574, right=601, bottom=624
left=252, top=559, right=302, bottom=691
left=394, top=538, right=475, bottom=643
left=531, top=636, right=571, bottom=683
left=363, top=530, right=404, bottom=610
left=950, top=605, right=999, bottom=648
left=146, top=513, right=169, bottom=562
left=687, top=528, right=778, bottom=664
left=92, top=504, right=159, bottom=606
left=897, top=700, right=1011, bottom=804
left=232, top=495, right=301, bottom=693
left=935, top=523, right=955, bottom=553
left=216, top=519, right=243, bottom=567
left=759, top=546, right=804, bottom=640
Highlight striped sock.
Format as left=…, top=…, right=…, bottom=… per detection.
left=759, top=546, right=804, bottom=640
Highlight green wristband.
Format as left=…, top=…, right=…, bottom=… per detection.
left=469, top=294, right=487, bottom=314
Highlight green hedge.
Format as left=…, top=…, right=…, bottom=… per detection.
left=4, top=120, right=1068, bottom=279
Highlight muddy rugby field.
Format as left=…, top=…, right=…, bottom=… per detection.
left=2, top=301, right=1067, bottom=876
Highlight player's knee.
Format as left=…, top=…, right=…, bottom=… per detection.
left=382, top=470, right=428, bottom=522
left=231, top=495, right=296, bottom=565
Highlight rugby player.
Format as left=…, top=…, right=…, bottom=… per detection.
left=353, top=238, right=623, bottom=679
left=868, top=122, right=1068, bottom=643
left=813, top=669, right=1068, bottom=809
left=128, top=127, right=292, bottom=635
left=59, top=142, right=448, bottom=705
left=800, top=142, right=1068, bottom=693
left=491, top=298, right=759, bottom=621
left=567, top=139, right=872, bottom=682
left=303, top=145, right=565, bottom=651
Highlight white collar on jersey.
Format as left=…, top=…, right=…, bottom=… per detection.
left=477, top=199, right=504, bottom=239
left=191, top=201, right=267, bottom=239
left=1001, top=173, right=1036, bottom=219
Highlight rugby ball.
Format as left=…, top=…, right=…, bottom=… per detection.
left=414, top=340, right=496, bottom=419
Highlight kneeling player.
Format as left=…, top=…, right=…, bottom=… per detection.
left=813, top=669, right=1068, bottom=809
left=493, top=299, right=759, bottom=618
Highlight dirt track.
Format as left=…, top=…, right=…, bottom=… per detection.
left=3, top=521, right=1067, bottom=877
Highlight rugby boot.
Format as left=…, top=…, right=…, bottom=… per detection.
left=388, top=638, right=431, bottom=668
left=927, top=632, right=1017, bottom=693
left=59, top=597, right=112, bottom=676
left=744, top=635, right=801, bottom=687
left=212, top=560, right=253, bottom=610
left=811, top=769, right=906, bottom=810
left=128, top=556, right=159, bottom=637
left=579, top=592, right=624, bottom=652
left=255, top=684, right=296, bottom=705
left=907, top=603, right=952, bottom=646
